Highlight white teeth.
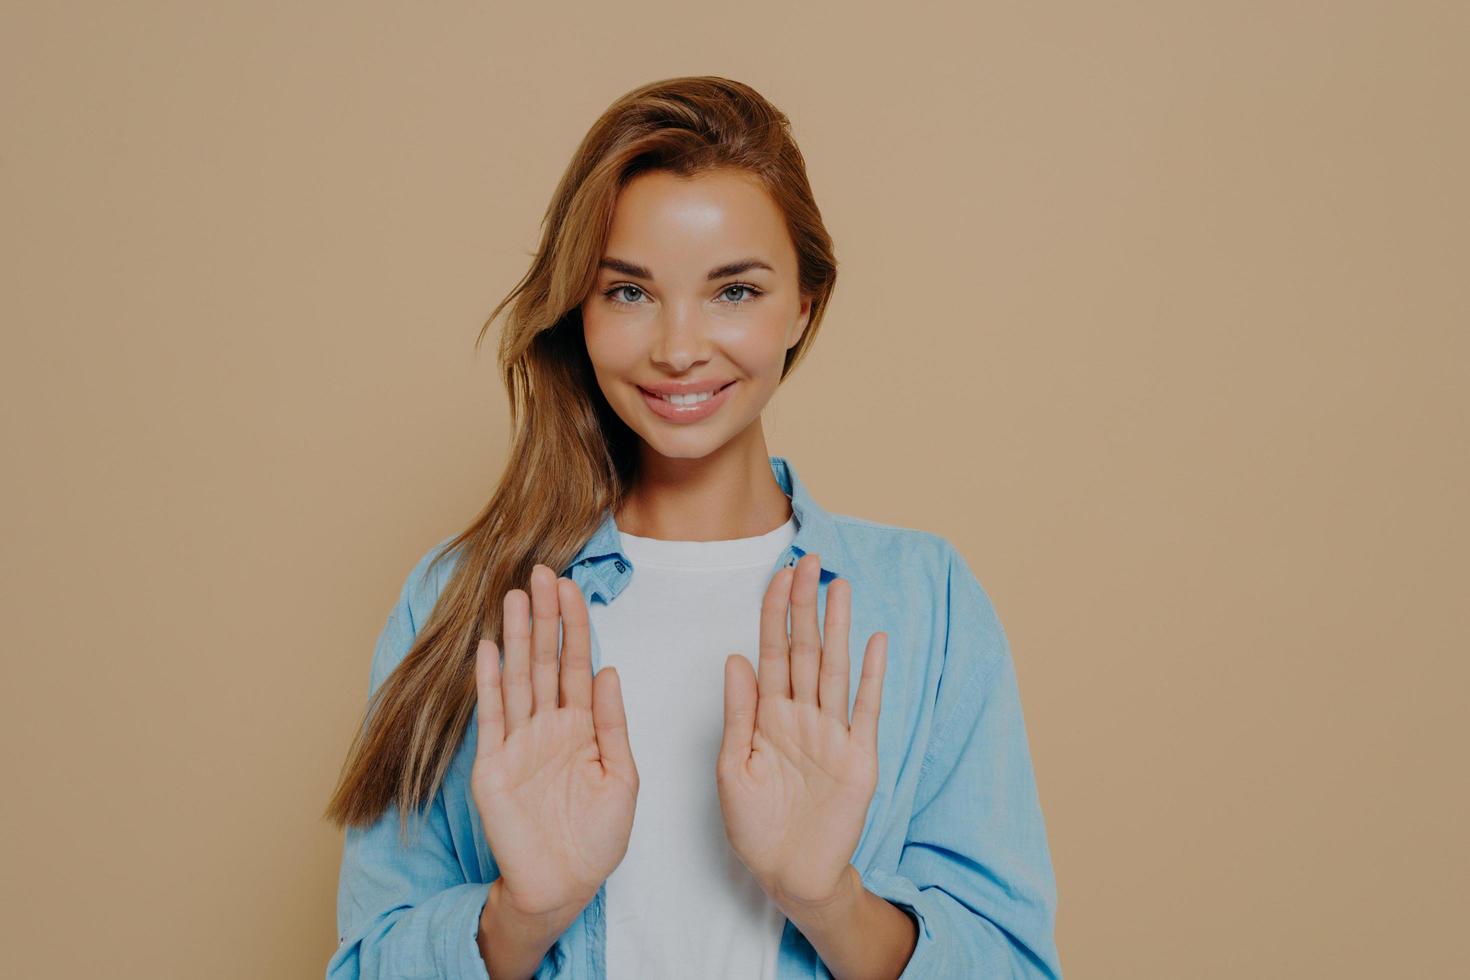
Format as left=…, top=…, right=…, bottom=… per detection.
left=659, top=388, right=718, bottom=406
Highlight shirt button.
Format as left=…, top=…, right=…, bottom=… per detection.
left=614, top=560, right=626, bottom=573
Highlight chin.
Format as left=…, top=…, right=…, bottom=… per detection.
left=638, top=430, right=730, bottom=461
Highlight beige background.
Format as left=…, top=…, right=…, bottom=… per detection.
left=2, top=2, right=1465, bottom=977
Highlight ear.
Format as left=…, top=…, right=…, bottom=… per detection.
left=786, top=293, right=813, bottom=351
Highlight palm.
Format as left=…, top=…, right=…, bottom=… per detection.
left=717, top=554, right=889, bottom=910
left=472, top=704, right=636, bottom=913
left=719, top=695, right=877, bottom=903
left=471, top=565, right=638, bottom=920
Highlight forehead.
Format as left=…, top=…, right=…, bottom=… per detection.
left=602, top=168, right=794, bottom=275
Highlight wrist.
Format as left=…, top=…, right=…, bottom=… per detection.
left=774, top=863, right=865, bottom=930
left=483, top=879, right=583, bottom=947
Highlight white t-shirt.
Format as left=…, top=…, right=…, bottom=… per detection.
left=592, top=515, right=797, bottom=980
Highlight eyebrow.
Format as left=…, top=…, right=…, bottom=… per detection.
left=598, top=256, right=776, bottom=281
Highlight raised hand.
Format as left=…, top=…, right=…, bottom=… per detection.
left=471, top=564, right=639, bottom=922
left=716, top=552, right=888, bottom=912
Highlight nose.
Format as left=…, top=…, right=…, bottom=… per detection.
left=650, top=301, right=712, bottom=374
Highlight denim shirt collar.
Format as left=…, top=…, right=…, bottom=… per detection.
left=562, top=455, right=849, bottom=602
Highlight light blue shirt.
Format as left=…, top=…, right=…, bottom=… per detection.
left=329, top=456, right=1063, bottom=978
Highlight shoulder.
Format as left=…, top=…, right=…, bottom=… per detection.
left=829, top=513, right=951, bottom=569
left=830, top=513, right=1008, bottom=678
left=367, top=534, right=463, bottom=695
left=395, top=533, right=465, bottom=633
left=827, top=512, right=973, bottom=590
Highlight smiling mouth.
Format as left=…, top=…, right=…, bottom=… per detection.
left=637, top=380, right=737, bottom=406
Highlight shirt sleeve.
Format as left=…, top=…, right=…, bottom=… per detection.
left=326, top=558, right=568, bottom=980
left=859, top=543, right=1064, bottom=979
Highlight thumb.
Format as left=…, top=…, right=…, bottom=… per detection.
left=591, top=666, right=636, bottom=779
left=719, top=654, right=757, bottom=772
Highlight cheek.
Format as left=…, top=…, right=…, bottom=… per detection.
left=579, top=334, right=630, bottom=411
left=716, top=318, right=792, bottom=376
left=581, top=319, right=634, bottom=375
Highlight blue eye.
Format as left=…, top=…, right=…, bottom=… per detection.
left=600, top=282, right=765, bottom=308
left=719, top=283, right=763, bottom=304
left=604, top=284, right=646, bottom=306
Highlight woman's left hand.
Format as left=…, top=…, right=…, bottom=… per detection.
left=717, top=552, right=889, bottom=913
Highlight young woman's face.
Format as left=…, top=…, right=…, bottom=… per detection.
left=580, top=167, right=812, bottom=462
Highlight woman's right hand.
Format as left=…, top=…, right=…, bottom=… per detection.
left=471, top=563, right=638, bottom=922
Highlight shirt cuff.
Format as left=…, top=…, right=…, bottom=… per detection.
left=858, top=867, right=942, bottom=979
left=445, top=882, right=494, bottom=980
left=445, top=881, right=571, bottom=979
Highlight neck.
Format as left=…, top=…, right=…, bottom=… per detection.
left=617, top=423, right=791, bottom=541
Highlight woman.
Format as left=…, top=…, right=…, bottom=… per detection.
left=324, top=76, right=1061, bottom=980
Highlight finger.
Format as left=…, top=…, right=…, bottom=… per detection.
left=850, top=632, right=888, bottom=750
left=557, top=576, right=593, bottom=711
left=788, top=553, right=822, bottom=705
left=528, top=564, right=562, bottom=715
left=591, top=666, right=636, bottom=782
left=474, top=637, right=506, bottom=755
left=502, top=588, right=533, bottom=735
left=819, top=577, right=852, bottom=725
left=718, top=653, right=757, bottom=773
left=758, top=566, right=794, bottom=701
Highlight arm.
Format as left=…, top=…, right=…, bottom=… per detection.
left=327, top=558, right=571, bottom=979
left=857, top=545, right=1063, bottom=979
left=478, top=880, right=582, bottom=980
left=329, top=790, right=569, bottom=980
left=776, top=862, right=918, bottom=980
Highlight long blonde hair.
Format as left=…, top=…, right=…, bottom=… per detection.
left=323, top=75, right=839, bottom=839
